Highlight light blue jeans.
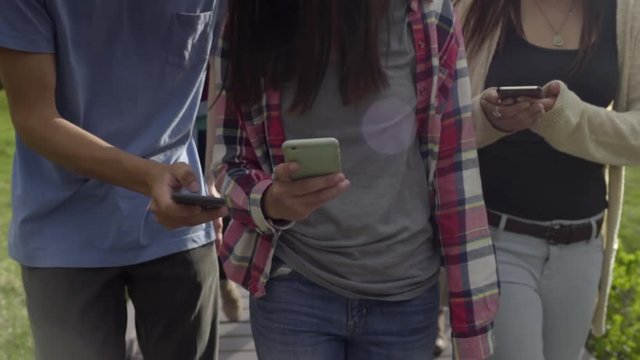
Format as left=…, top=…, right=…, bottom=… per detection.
left=250, top=271, right=440, bottom=360
left=488, top=225, right=603, bottom=360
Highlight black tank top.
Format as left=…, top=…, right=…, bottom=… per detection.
left=479, top=1, right=618, bottom=221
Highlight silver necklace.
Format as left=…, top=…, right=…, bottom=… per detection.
left=532, top=0, right=576, bottom=47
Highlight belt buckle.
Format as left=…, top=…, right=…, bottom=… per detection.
left=545, top=224, right=563, bottom=245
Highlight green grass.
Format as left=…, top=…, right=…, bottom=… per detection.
left=619, top=168, right=640, bottom=252
left=0, top=90, right=32, bottom=360
left=0, top=90, right=637, bottom=358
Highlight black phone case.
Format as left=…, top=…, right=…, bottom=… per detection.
left=171, top=193, right=226, bottom=209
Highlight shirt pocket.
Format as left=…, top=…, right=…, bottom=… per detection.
left=167, top=11, right=214, bottom=68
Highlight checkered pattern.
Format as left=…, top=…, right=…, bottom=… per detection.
left=212, top=0, right=498, bottom=358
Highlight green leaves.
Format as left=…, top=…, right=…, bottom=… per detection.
left=588, top=249, right=640, bottom=360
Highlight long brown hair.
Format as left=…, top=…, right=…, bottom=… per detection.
left=457, top=0, right=603, bottom=70
left=225, top=0, right=391, bottom=113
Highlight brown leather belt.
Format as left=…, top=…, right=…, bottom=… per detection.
left=487, top=211, right=603, bottom=245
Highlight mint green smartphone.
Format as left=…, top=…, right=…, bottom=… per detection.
left=282, top=137, right=342, bottom=180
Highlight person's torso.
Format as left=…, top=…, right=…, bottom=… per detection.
left=9, top=0, right=222, bottom=267
left=276, top=0, right=439, bottom=300
left=480, top=0, right=618, bottom=221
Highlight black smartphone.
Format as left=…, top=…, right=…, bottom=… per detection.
left=171, top=193, right=226, bottom=210
left=497, top=86, right=543, bottom=100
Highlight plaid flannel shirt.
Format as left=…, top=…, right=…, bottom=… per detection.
left=212, top=0, right=499, bottom=358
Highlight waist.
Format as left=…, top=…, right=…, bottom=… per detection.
left=487, top=210, right=604, bottom=245
left=478, top=136, right=607, bottom=220
left=275, top=232, right=440, bottom=300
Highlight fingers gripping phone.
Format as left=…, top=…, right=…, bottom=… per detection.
left=497, top=86, right=543, bottom=101
left=171, top=193, right=226, bottom=209
left=282, top=137, right=342, bottom=180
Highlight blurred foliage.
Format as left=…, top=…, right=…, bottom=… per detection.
left=587, top=248, right=640, bottom=360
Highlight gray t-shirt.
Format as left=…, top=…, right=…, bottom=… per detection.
left=277, top=0, right=439, bottom=301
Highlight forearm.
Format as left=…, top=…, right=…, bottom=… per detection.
left=213, top=100, right=271, bottom=218
left=213, top=101, right=296, bottom=233
left=1, top=48, right=162, bottom=196
left=12, top=113, right=161, bottom=196
left=532, top=82, right=640, bottom=166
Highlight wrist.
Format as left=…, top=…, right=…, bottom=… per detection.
left=142, top=161, right=169, bottom=197
left=205, top=170, right=219, bottom=195
left=261, top=185, right=279, bottom=220
left=249, top=179, right=295, bottom=234
left=487, top=118, right=513, bottom=133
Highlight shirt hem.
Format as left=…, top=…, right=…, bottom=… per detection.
left=277, top=248, right=441, bottom=301
left=10, top=232, right=213, bottom=268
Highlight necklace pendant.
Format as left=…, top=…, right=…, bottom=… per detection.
left=552, top=35, right=565, bottom=47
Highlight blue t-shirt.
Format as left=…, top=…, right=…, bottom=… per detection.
left=0, top=0, right=224, bottom=267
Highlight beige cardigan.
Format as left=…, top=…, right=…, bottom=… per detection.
left=456, top=0, right=640, bottom=336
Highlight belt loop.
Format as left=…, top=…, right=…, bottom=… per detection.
left=590, top=219, right=597, bottom=241
left=498, top=213, right=508, bottom=231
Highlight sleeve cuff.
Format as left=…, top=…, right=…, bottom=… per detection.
left=0, top=32, right=55, bottom=54
left=451, top=326, right=495, bottom=360
left=531, top=81, right=585, bottom=150
left=249, top=179, right=295, bottom=234
left=541, top=81, right=574, bottom=120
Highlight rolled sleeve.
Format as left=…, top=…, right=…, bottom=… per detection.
left=452, top=326, right=495, bottom=360
left=0, top=0, right=55, bottom=53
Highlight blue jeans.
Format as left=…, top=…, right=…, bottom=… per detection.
left=250, top=271, right=439, bottom=360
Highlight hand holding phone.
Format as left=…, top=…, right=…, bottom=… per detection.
left=171, top=192, right=226, bottom=209
left=147, top=162, right=228, bottom=230
left=261, top=137, right=349, bottom=221
left=480, top=86, right=546, bottom=133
